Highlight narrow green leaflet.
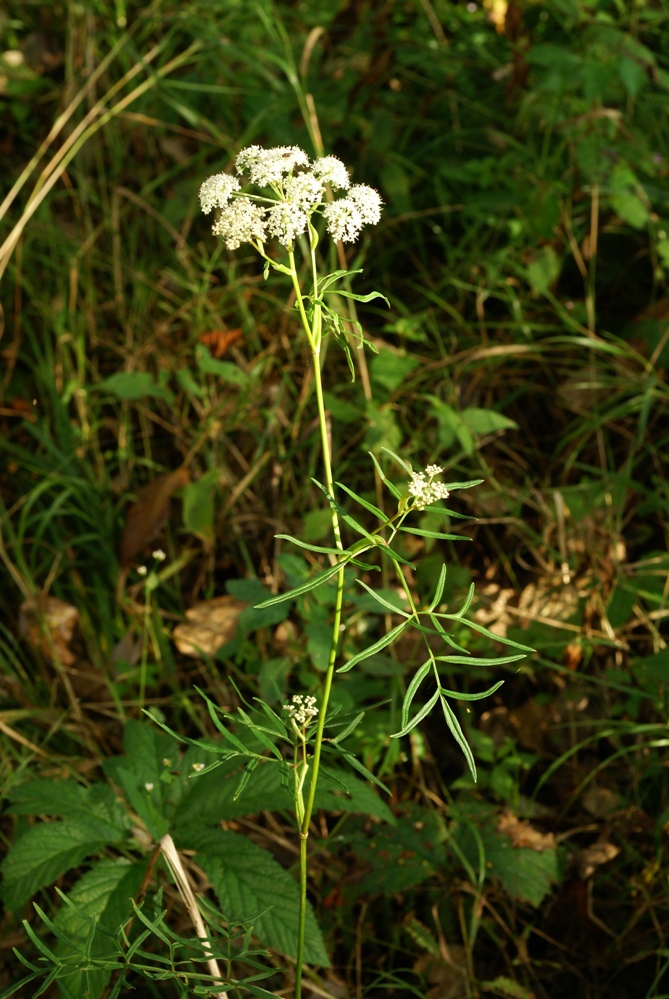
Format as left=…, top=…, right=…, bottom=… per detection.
left=440, top=696, right=477, bottom=781
left=335, top=481, right=386, bottom=520
left=274, top=534, right=342, bottom=555
left=434, top=653, right=528, bottom=666
left=1, top=821, right=125, bottom=911
left=192, top=829, right=330, bottom=966
left=440, top=681, right=506, bottom=701
left=399, top=659, right=434, bottom=729
left=392, top=689, right=441, bottom=739
left=338, top=619, right=410, bottom=673
left=355, top=579, right=411, bottom=617
left=255, top=560, right=345, bottom=607
left=369, top=451, right=402, bottom=499
left=428, top=564, right=447, bottom=611
left=400, top=526, right=470, bottom=541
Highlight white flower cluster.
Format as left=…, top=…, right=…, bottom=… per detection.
left=408, top=464, right=450, bottom=510
left=284, top=693, right=318, bottom=727
left=199, top=145, right=382, bottom=250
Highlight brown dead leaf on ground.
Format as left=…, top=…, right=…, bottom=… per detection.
left=497, top=811, right=557, bottom=852
left=415, top=945, right=468, bottom=999
left=18, top=595, right=79, bottom=665
left=119, top=466, right=190, bottom=568
left=199, top=328, right=243, bottom=358
left=173, top=596, right=247, bottom=657
left=576, top=841, right=620, bottom=879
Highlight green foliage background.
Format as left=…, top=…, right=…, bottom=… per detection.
left=1, top=0, right=669, bottom=997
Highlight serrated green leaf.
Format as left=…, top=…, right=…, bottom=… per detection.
left=2, top=821, right=123, bottom=911
left=53, top=859, right=146, bottom=999
left=316, top=760, right=393, bottom=811
left=174, top=761, right=292, bottom=832
left=193, top=829, right=329, bottom=966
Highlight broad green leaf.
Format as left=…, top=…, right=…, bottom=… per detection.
left=53, top=858, right=146, bottom=999
left=182, top=469, right=218, bottom=542
left=370, top=350, right=420, bottom=393
left=2, top=821, right=123, bottom=911
left=314, top=764, right=393, bottom=817
left=97, top=371, right=174, bottom=403
left=461, top=408, right=519, bottom=435
left=195, top=344, right=249, bottom=385
left=8, top=779, right=89, bottom=817
left=526, top=246, right=561, bottom=295
left=193, top=829, right=329, bottom=966
left=174, top=760, right=292, bottom=832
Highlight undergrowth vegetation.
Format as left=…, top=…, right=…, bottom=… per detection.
left=1, top=0, right=669, bottom=997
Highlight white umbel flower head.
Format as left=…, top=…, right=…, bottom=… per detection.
left=236, top=144, right=310, bottom=186
left=266, top=201, right=309, bottom=246
left=284, top=171, right=325, bottom=210
left=311, top=155, right=350, bottom=190
left=349, top=184, right=383, bottom=225
left=284, top=693, right=318, bottom=727
left=212, top=197, right=267, bottom=249
left=408, top=465, right=450, bottom=510
left=199, top=172, right=241, bottom=214
left=322, top=197, right=363, bottom=243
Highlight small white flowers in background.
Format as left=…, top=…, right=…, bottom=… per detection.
left=284, top=693, right=318, bottom=728
left=152, top=549, right=166, bottom=562
left=137, top=565, right=148, bottom=576
left=144, top=782, right=154, bottom=792
left=408, top=465, right=450, bottom=510
left=191, top=762, right=205, bottom=772
left=199, top=144, right=382, bottom=250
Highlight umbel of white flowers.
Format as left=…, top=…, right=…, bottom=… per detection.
left=199, top=145, right=382, bottom=249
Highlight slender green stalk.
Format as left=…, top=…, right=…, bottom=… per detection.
left=285, top=248, right=347, bottom=999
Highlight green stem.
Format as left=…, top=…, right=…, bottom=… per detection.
left=287, top=249, right=345, bottom=999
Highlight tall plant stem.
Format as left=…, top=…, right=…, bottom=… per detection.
left=287, top=251, right=346, bottom=999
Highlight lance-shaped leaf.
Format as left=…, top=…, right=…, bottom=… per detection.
left=338, top=619, right=410, bottom=673
left=312, top=478, right=377, bottom=543
left=355, top=579, right=411, bottom=617
left=369, top=451, right=402, bottom=499
left=335, top=481, right=386, bottom=520
left=399, top=658, right=433, bottom=730
left=400, top=526, right=471, bottom=540
left=439, top=680, right=505, bottom=700
left=434, top=652, right=528, bottom=666
left=391, top=688, right=440, bottom=739
left=274, top=534, right=342, bottom=556
left=440, top=695, right=478, bottom=781
left=255, top=559, right=346, bottom=608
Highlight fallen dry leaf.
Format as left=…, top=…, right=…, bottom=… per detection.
left=119, top=466, right=190, bottom=568
left=577, top=841, right=620, bottom=879
left=173, top=596, right=247, bottom=657
left=497, top=811, right=557, bottom=852
left=199, top=328, right=243, bottom=358
left=18, top=595, right=79, bottom=665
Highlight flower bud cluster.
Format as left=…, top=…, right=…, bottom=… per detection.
left=408, top=465, right=450, bottom=510
left=199, top=145, right=382, bottom=250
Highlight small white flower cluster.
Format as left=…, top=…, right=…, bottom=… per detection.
left=408, top=464, right=450, bottom=510
left=199, top=145, right=382, bottom=250
left=284, top=693, right=318, bottom=727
